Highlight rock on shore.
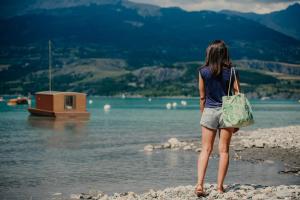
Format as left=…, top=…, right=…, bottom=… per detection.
left=70, top=183, right=300, bottom=200
left=143, top=126, right=300, bottom=152
left=142, top=126, right=300, bottom=175
left=234, top=126, right=300, bottom=149
left=143, top=137, right=201, bottom=152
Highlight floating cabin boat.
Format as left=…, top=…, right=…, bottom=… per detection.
left=28, top=91, right=90, bottom=118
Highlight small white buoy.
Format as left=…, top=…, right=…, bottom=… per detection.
left=122, top=94, right=126, bottom=99
left=148, top=98, right=152, bottom=102
left=260, top=96, right=270, bottom=101
left=28, top=98, right=32, bottom=108
left=89, top=100, right=93, bottom=104
left=104, top=104, right=111, bottom=111
left=166, top=103, right=172, bottom=109
left=172, top=102, right=177, bottom=108
left=181, top=100, right=187, bottom=106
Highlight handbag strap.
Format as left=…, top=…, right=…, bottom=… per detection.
left=227, top=66, right=240, bottom=96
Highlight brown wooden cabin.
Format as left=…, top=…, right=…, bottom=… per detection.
left=28, top=91, right=90, bottom=118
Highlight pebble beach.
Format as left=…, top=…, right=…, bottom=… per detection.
left=68, top=184, right=300, bottom=200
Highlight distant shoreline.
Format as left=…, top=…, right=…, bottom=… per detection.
left=1, top=94, right=300, bottom=101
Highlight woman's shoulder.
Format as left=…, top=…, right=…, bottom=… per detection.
left=199, top=65, right=210, bottom=73
left=199, top=65, right=232, bottom=73
left=199, top=65, right=235, bottom=76
left=199, top=66, right=211, bottom=78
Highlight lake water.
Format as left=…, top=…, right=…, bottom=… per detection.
left=0, top=97, right=300, bottom=199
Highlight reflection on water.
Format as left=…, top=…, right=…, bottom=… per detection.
left=27, top=116, right=89, bottom=149
left=27, top=116, right=89, bottom=132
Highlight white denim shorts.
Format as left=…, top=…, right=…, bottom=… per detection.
left=200, top=107, right=227, bottom=130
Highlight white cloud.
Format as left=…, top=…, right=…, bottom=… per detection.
left=131, top=0, right=300, bottom=13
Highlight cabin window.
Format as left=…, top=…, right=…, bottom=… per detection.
left=65, top=95, right=76, bottom=110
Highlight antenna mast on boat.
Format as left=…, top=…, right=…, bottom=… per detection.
left=48, top=40, right=52, bottom=92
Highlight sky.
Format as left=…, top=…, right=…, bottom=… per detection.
left=0, top=0, right=300, bottom=17
left=132, top=0, right=300, bottom=14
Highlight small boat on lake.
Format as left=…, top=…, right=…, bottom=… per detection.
left=7, top=97, right=29, bottom=106
left=27, top=41, right=90, bottom=118
left=28, top=91, right=90, bottom=118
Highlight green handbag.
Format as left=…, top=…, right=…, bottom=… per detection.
left=222, top=67, right=254, bottom=128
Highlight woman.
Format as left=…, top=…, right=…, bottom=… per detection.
left=195, top=40, right=240, bottom=197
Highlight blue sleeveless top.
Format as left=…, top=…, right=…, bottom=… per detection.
left=199, top=66, right=238, bottom=108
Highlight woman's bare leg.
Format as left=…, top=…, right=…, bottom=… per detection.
left=217, top=128, right=234, bottom=192
left=197, top=126, right=217, bottom=187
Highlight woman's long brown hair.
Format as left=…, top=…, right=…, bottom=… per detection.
left=204, top=40, right=232, bottom=76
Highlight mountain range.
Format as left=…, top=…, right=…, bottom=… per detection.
left=0, top=0, right=299, bottom=98
left=221, top=3, right=300, bottom=40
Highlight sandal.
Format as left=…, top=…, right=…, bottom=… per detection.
left=194, top=184, right=207, bottom=197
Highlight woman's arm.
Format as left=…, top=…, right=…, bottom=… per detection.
left=199, top=73, right=205, bottom=113
left=233, top=71, right=240, bottom=95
